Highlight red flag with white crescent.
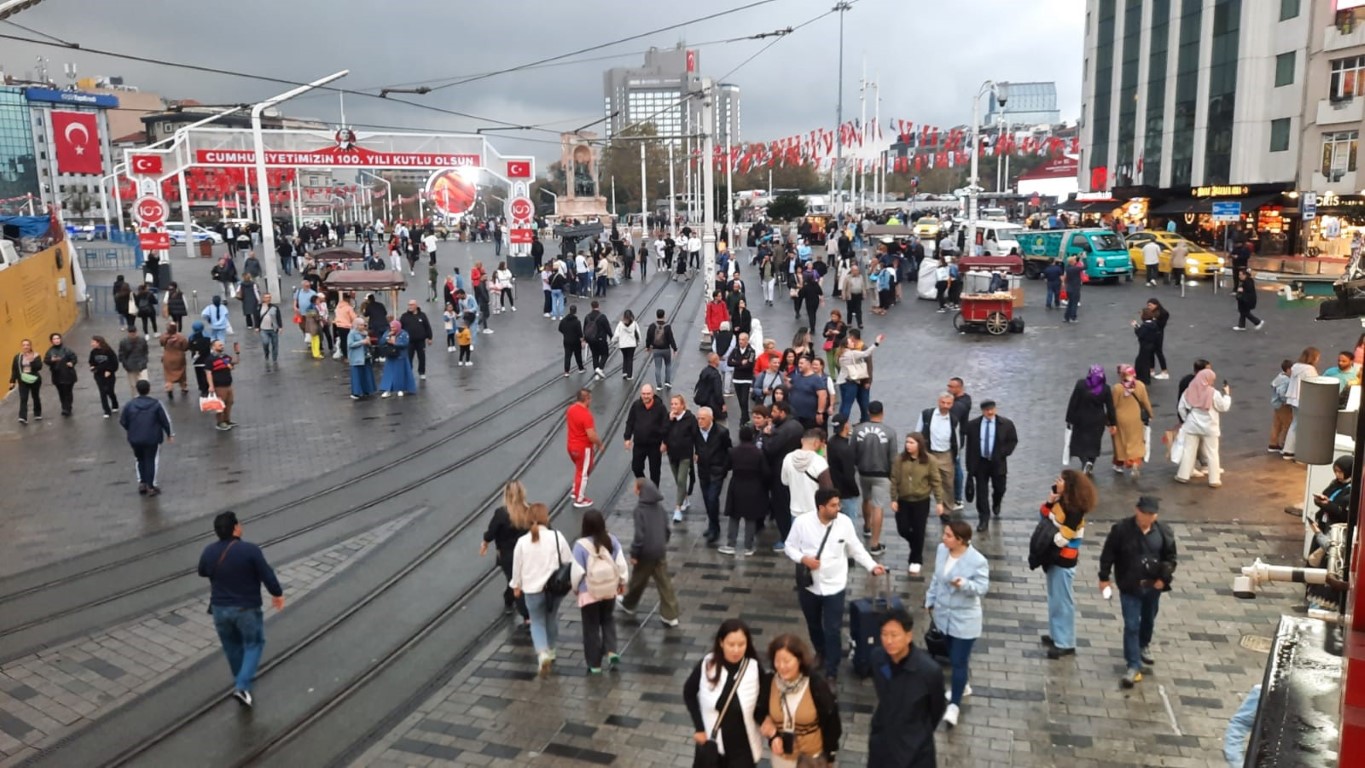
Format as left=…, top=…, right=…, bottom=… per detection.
left=52, top=112, right=102, bottom=175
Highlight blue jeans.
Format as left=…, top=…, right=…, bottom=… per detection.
left=797, top=588, right=845, bottom=680
left=523, top=591, right=563, bottom=656
left=953, top=454, right=965, bottom=504
left=550, top=289, right=565, bottom=318
left=1119, top=587, right=1162, bottom=671
left=838, top=381, right=870, bottom=422
left=946, top=634, right=976, bottom=705
left=1044, top=566, right=1076, bottom=649
left=578, top=272, right=592, bottom=295
left=1063, top=290, right=1079, bottom=321
left=260, top=329, right=278, bottom=362
left=208, top=327, right=227, bottom=345
left=839, top=497, right=860, bottom=529
left=651, top=349, right=674, bottom=387
left=211, top=606, right=265, bottom=693
left=1045, top=282, right=1061, bottom=308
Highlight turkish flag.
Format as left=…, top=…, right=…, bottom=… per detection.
left=507, top=160, right=531, bottom=179
left=52, top=112, right=102, bottom=175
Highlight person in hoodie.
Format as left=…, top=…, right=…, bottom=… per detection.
left=119, top=379, right=173, bottom=496
left=617, top=479, right=681, bottom=628
left=582, top=300, right=612, bottom=379
left=88, top=335, right=121, bottom=418
left=157, top=323, right=190, bottom=401
left=782, top=428, right=833, bottom=521
left=43, top=333, right=79, bottom=417
left=187, top=322, right=213, bottom=398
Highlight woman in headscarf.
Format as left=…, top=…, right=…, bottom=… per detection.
left=1175, top=368, right=1232, bottom=487
left=200, top=295, right=231, bottom=345
left=1109, top=364, right=1153, bottom=478
left=157, top=322, right=190, bottom=401
left=1065, top=364, right=1117, bottom=475
left=378, top=319, right=416, bottom=397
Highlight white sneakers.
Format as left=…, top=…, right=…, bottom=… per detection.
left=908, top=563, right=922, bottom=576
left=945, top=684, right=973, bottom=700
left=1153, top=372, right=1170, bottom=380
left=942, top=704, right=959, bottom=727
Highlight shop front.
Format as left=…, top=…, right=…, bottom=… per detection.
left=1146, top=184, right=1297, bottom=257
left=1306, top=193, right=1365, bottom=260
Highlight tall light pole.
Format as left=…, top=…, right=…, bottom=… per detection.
left=362, top=171, right=392, bottom=223
left=668, top=142, right=677, bottom=238
left=700, top=83, right=717, bottom=295
left=640, top=142, right=648, bottom=232
left=967, top=80, right=1008, bottom=259
left=832, top=1, right=852, bottom=218
left=255, top=69, right=349, bottom=297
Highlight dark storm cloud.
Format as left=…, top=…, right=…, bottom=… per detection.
left=2, top=0, right=1080, bottom=162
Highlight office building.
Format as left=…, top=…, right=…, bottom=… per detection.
left=604, top=44, right=736, bottom=144
left=715, top=82, right=741, bottom=146
left=985, top=81, right=1061, bottom=127
left=0, top=85, right=117, bottom=216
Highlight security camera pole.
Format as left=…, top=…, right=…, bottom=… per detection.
left=967, top=80, right=1008, bottom=258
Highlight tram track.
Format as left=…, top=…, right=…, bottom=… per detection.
left=0, top=274, right=676, bottom=664
left=15, top=274, right=704, bottom=768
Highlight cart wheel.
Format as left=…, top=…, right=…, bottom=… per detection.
left=952, top=311, right=966, bottom=332
left=985, top=311, right=1009, bottom=335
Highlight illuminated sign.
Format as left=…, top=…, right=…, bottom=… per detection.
left=23, top=87, right=119, bottom=109
left=1192, top=185, right=1249, bottom=198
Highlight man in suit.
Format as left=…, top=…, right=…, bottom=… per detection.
left=964, top=400, right=1018, bottom=532
left=915, top=393, right=962, bottom=515
left=693, top=406, right=732, bottom=545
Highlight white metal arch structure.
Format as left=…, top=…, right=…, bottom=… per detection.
left=122, top=127, right=533, bottom=295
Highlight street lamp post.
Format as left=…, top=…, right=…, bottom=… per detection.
left=668, top=142, right=677, bottom=238
left=832, top=1, right=852, bottom=217
left=967, top=80, right=1008, bottom=259
left=255, top=70, right=349, bottom=297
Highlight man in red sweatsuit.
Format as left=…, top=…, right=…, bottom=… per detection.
left=566, top=388, right=603, bottom=507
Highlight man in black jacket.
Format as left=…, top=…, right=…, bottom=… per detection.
left=764, top=401, right=806, bottom=550
left=119, top=379, right=173, bottom=495
left=1099, top=495, right=1178, bottom=689
left=399, top=300, right=434, bottom=380
left=826, top=414, right=861, bottom=524
left=963, top=400, right=1019, bottom=532
left=868, top=609, right=945, bottom=765
left=558, top=304, right=585, bottom=375
left=43, top=333, right=78, bottom=417
left=693, top=353, right=726, bottom=421
left=583, top=300, right=612, bottom=379
left=624, top=384, right=668, bottom=486
left=693, top=406, right=732, bottom=544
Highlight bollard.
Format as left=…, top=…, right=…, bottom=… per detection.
left=190, top=289, right=199, bottom=313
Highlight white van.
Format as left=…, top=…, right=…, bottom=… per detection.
left=967, top=221, right=1025, bottom=256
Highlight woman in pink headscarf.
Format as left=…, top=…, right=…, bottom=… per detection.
left=378, top=319, right=416, bottom=397
left=1109, top=365, right=1153, bottom=477
left=1175, top=368, right=1231, bottom=487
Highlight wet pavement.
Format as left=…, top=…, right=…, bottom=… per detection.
left=0, top=244, right=1353, bottom=766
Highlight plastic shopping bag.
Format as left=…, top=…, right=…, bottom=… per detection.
left=199, top=395, right=225, bottom=413
left=1061, top=426, right=1072, bottom=467
left=1143, top=425, right=1152, bottom=463
left=1168, top=429, right=1185, bottom=465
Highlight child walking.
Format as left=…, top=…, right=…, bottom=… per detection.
left=443, top=302, right=458, bottom=352
left=457, top=321, right=473, bottom=366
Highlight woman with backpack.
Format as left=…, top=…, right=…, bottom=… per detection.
left=510, top=502, right=575, bottom=677
left=134, top=283, right=159, bottom=337
left=569, top=509, right=629, bottom=675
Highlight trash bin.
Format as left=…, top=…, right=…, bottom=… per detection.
left=199, top=240, right=213, bottom=258
left=508, top=253, right=535, bottom=280
left=158, top=261, right=173, bottom=288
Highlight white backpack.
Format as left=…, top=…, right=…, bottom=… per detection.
left=582, top=541, right=620, bottom=600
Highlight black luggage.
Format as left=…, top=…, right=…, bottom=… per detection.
left=849, top=573, right=905, bottom=677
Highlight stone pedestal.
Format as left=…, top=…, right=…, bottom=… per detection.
left=556, top=196, right=610, bottom=220
left=558, top=131, right=611, bottom=220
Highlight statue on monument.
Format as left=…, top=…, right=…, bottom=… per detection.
left=573, top=159, right=595, bottom=197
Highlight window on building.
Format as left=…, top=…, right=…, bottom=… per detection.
left=1275, top=52, right=1295, bottom=87
left=1331, top=56, right=1365, bottom=100
left=1280, top=0, right=1299, bottom=20
left=1322, top=130, right=1359, bottom=181
left=1270, top=118, right=1291, bottom=152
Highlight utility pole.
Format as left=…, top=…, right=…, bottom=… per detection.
left=832, top=1, right=851, bottom=217
left=701, top=83, right=717, bottom=296
left=640, top=142, right=648, bottom=234
left=668, top=142, right=677, bottom=238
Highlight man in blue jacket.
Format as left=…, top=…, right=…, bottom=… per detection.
left=198, top=511, right=285, bottom=708
left=118, top=379, right=173, bottom=496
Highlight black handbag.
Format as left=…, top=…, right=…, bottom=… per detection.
left=693, top=658, right=749, bottom=768
left=794, top=523, right=834, bottom=591
left=964, top=475, right=976, bottom=503
left=544, top=530, right=573, bottom=597
left=924, top=619, right=950, bottom=660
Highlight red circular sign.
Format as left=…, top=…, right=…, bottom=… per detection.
left=134, top=195, right=168, bottom=225
left=425, top=171, right=477, bottom=216
left=510, top=197, right=533, bottom=221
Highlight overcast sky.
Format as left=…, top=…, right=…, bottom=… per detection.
left=2, top=0, right=1082, bottom=164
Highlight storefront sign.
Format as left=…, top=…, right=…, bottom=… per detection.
left=1075, top=192, right=1114, bottom=202
left=23, top=87, right=119, bottom=109
left=1303, top=192, right=1317, bottom=221
left=1192, top=185, right=1250, bottom=198
left=1211, top=201, right=1242, bottom=222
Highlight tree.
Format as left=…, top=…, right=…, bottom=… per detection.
left=766, top=192, right=807, bottom=222
left=598, top=123, right=670, bottom=215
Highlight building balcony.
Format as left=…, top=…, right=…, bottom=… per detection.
left=1325, top=21, right=1365, bottom=53
left=1317, top=96, right=1364, bottom=126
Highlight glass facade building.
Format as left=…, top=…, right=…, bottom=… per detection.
left=0, top=88, right=38, bottom=208
left=1169, top=0, right=1203, bottom=187
left=1203, top=0, right=1241, bottom=184
left=1142, top=0, right=1171, bottom=186
left=1090, top=0, right=1116, bottom=178
left=1115, top=0, right=1142, bottom=186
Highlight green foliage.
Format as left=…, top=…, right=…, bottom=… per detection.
left=766, top=192, right=807, bottom=221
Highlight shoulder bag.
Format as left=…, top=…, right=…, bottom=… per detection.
left=544, top=530, right=574, bottom=597
left=204, top=540, right=237, bottom=614
left=794, top=523, right=834, bottom=591
left=693, top=658, right=750, bottom=768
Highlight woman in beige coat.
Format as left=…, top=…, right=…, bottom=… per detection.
left=1110, top=364, right=1153, bottom=477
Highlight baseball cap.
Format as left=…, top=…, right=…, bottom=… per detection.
left=1136, top=496, right=1160, bottom=514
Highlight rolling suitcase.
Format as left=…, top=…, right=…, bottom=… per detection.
left=849, top=573, right=904, bottom=678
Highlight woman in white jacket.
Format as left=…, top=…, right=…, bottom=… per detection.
left=493, top=261, right=515, bottom=313
left=1281, top=346, right=1321, bottom=461
left=683, top=618, right=767, bottom=767
left=1175, top=368, right=1232, bottom=487
left=569, top=509, right=629, bottom=674
left=510, top=502, right=574, bottom=677
left=612, top=309, right=642, bottom=381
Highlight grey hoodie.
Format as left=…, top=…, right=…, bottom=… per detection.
left=630, top=479, right=672, bottom=561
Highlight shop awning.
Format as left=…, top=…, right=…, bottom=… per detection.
left=1150, top=194, right=1280, bottom=216
left=1058, top=198, right=1119, bottom=213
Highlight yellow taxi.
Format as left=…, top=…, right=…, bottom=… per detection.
left=1124, top=231, right=1224, bottom=277
left=913, top=216, right=941, bottom=239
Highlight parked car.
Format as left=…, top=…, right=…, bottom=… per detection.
left=164, top=222, right=224, bottom=244
left=1123, top=231, right=1224, bottom=279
